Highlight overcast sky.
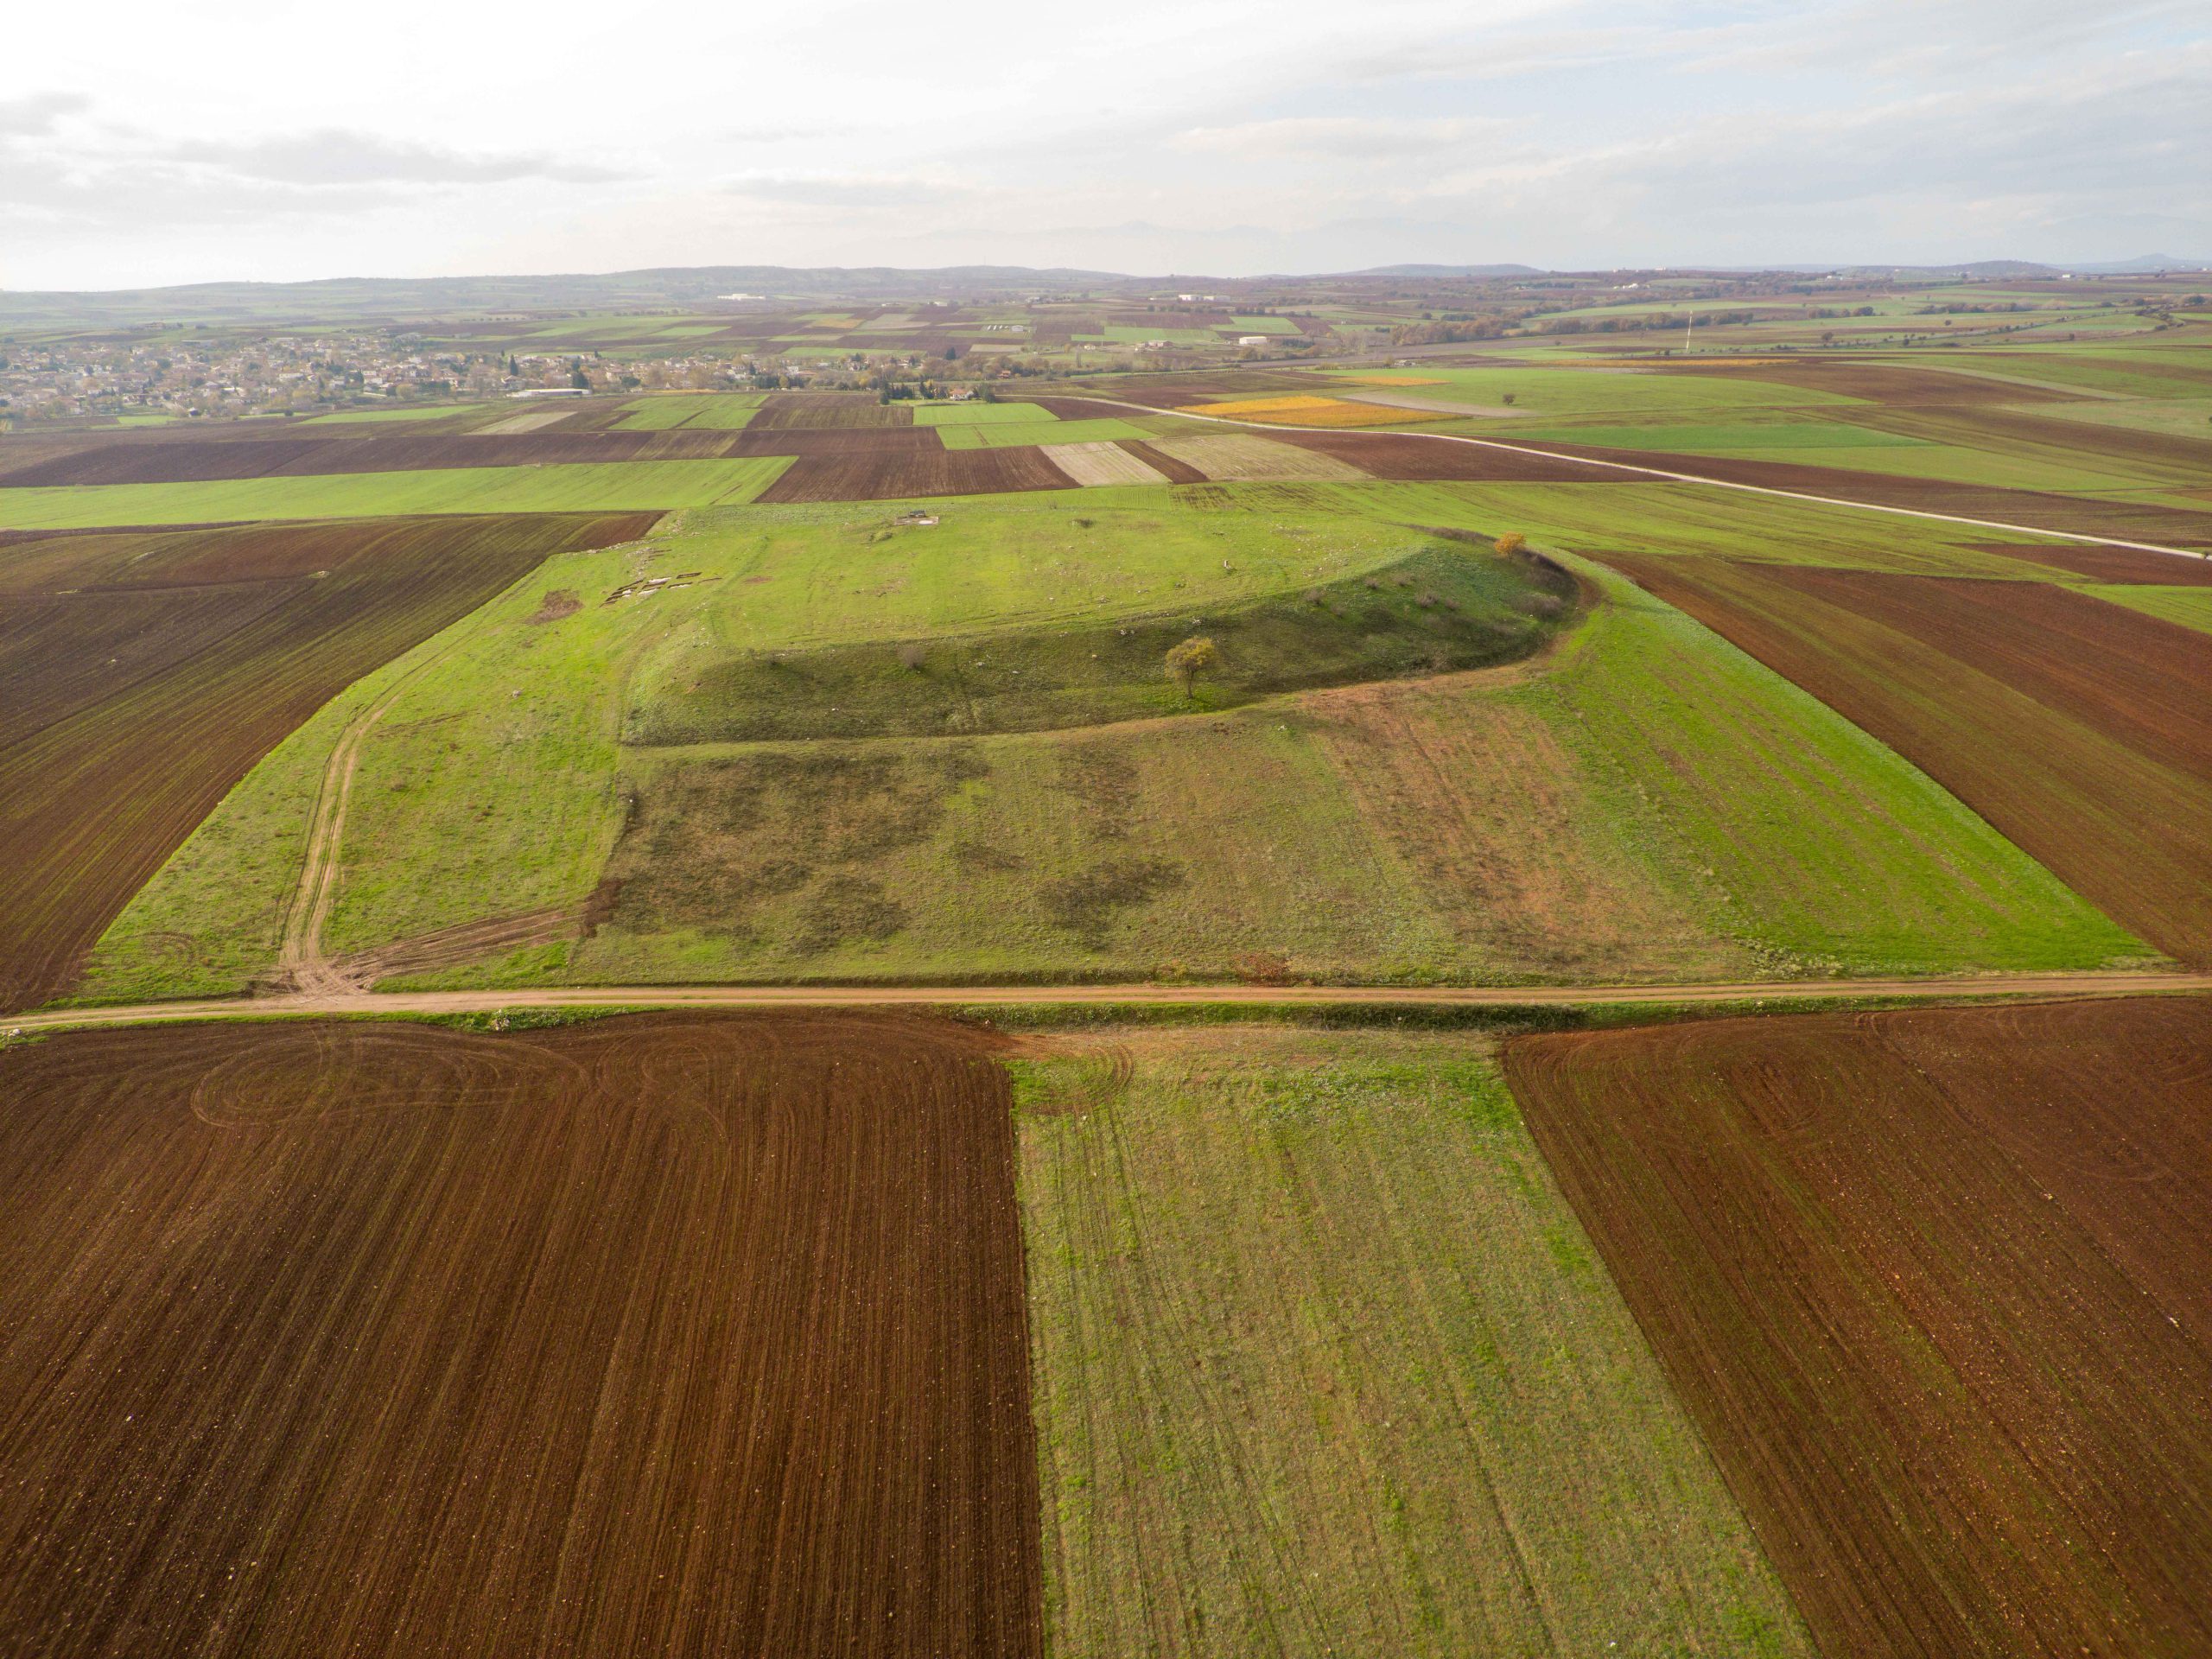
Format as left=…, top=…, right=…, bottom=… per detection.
left=3, top=0, right=2205, bottom=290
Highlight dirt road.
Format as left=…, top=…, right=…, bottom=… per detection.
left=1068, top=395, right=2212, bottom=563
left=10, top=969, right=2210, bottom=1033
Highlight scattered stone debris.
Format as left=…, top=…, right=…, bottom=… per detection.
left=603, top=571, right=718, bottom=606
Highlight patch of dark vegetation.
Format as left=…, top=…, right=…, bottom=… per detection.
left=608, top=746, right=986, bottom=950
left=632, top=541, right=1577, bottom=746
left=525, top=588, right=581, bottom=625
left=794, top=875, right=909, bottom=954
left=1051, top=746, right=1139, bottom=840
left=951, top=837, right=1025, bottom=873
left=1037, top=856, right=1185, bottom=949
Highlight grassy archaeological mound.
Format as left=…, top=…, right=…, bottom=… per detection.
left=629, top=541, right=1577, bottom=744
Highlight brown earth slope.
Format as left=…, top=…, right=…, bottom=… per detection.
left=0, top=1012, right=1041, bottom=1659
left=0, top=512, right=657, bottom=1012
left=1504, top=995, right=2212, bottom=1659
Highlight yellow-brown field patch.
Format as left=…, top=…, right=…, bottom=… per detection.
left=1182, top=395, right=1446, bottom=428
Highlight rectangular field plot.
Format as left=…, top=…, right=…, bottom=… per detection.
left=937, top=417, right=1147, bottom=450
left=0, top=1014, right=1041, bottom=1657
left=1019, top=1030, right=1808, bottom=1657
left=1503, top=996, right=2212, bottom=1659
left=912, top=401, right=1057, bottom=426
left=0, top=457, right=790, bottom=529
left=1145, top=432, right=1370, bottom=481
left=613, top=392, right=765, bottom=430
left=1042, top=441, right=1169, bottom=486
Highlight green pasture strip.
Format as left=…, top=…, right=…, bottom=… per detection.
left=613, top=393, right=765, bottom=430
left=2081, top=584, right=2212, bottom=634
left=0, top=457, right=791, bottom=529
left=1276, top=478, right=2054, bottom=575
left=1320, top=364, right=1867, bottom=418
left=1959, top=353, right=2212, bottom=399
left=2029, top=399, right=2212, bottom=439
left=1077, top=327, right=1224, bottom=345
left=938, top=417, right=1147, bottom=449
left=1500, top=418, right=1929, bottom=452
left=1018, top=1032, right=1810, bottom=1657
left=1522, top=552, right=2148, bottom=974
left=306, top=404, right=483, bottom=424
left=912, top=402, right=1058, bottom=426
left=1228, top=315, right=1300, bottom=334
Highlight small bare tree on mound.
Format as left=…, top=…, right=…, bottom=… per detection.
left=1164, top=635, right=1217, bottom=702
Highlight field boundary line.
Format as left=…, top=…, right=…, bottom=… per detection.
left=1061, top=396, right=2212, bottom=562
left=13, top=969, right=2212, bottom=1033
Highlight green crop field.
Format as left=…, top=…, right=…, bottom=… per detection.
left=1018, top=1028, right=1809, bottom=1657
left=1323, top=364, right=1866, bottom=418
left=613, top=393, right=765, bottom=429
left=2082, top=584, right=2212, bottom=633
left=912, top=401, right=1058, bottom=425
left=0, top=457, right=792, bottom=528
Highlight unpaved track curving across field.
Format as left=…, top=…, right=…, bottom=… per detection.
left=1057, top=394, right=2212, bottom=562
left=276, top=638, right=467, bottom=995
left=14, top=969, right=2212, bottom=1033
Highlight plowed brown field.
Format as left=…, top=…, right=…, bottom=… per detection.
left=0, top=512, right=657, bottom=1012
left=1503, top=995, right=2212, bottom=1659
left=747, top=394, right=916, bottom=430
left=758, top=447, right=1075, bottom=503
left=727, top=425, right=945, bottom=458
left=0, top=429, right=741, bottom=485
left=0, top=1012, right=1041, bottom=1658
left=1647, top=358, right=2077, bottom=404
left=1115, top=439, right=1207, bottom=483
left=1607, top=552, right=2212, bottom=963
left=1980, top=541, right=2212, bottom=584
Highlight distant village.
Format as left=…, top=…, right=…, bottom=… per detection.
left=0, top=331, right=1006, bottom=428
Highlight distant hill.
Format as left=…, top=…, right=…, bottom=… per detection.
left=1338, top=264, right=1546, bottom=278
left=2063, top=253, right=2212, bottom=274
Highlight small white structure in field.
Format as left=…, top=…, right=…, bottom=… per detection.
left=1237, top=334, right=1269, bottom=346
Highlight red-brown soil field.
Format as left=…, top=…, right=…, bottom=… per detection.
left=1980, top=542, right=2212, bottom=585
left=1503, top=995, right=2212, bottom=1659
left=0, top=512, right=656, bottom=1012
left=1607, top=552, right=2212, bottom=963
left=1115, top=438, right=1208, bottom=483
left=726, top=425, right=946, bottom=458
left=746, top=393, right=916, bottom=431
left=757, top=447, right=1076, bottom=503
left=0, top=1012, right=1041, bottom=1658
left=1647, top=357, right=2080, bottom=404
